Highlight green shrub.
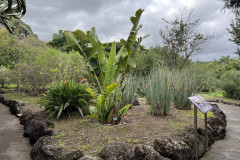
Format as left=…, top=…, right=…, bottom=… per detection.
left=39, top=80, right=93, bottom=119
left=141, top=67, right=174, bottom=115
left=172, top=68, right=203, bottom=110
left=0, top=66, right=11, bottom=88
left=220, top=70, right=240, bottom=100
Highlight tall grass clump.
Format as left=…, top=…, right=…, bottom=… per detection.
left=172, top=68, right=203, bottom=110
left=141, top=67, right=174, bottom=115
left=120, top=74, right=139, bottom=107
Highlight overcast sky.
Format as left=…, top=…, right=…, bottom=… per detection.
left=22, top=0, right=238, bottom=61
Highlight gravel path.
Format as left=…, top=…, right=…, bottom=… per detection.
left=0, top=103, right=31, bottom=160
left=202, top=103, right=240, bottom=160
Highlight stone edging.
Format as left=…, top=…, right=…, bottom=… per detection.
left=0, top=94, right=227, bottom=160
left=207, top=99, right=240, bottom=107
left=0, top=94, right=84, bottom=160
left=97, top=103, right=227, bottom=160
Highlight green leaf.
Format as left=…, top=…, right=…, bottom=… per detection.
left=104, top=42, right=116, bottom=87
left=97, top=42, right=105, bottom=77
left=85, top=87, right=95, bottom=97
left=57, top=104, right=64, bottom=119
left=63, top=102, right=69, bottom=109
left=64, top=31, right=87, bottom=58
left=77, top=107, right=84, bottom=117
left=47, top=110, right=56, bottom=119
left=118, top=104, right=131, bottom=118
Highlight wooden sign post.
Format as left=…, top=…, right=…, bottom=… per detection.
left=189, top=95, right=213, bottom=160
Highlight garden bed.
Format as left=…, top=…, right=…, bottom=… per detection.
left=3, top=92, right=211, bottom=156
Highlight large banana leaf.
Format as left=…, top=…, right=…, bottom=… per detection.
left=115, top=8, right=144, bottom=73
left=104, top=42, right=116, bottom=87
left=64, top=30, right=87, bottom=58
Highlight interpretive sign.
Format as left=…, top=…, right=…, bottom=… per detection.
left=188, top=95, right=213, bottom=113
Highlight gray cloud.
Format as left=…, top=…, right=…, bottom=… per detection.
left=22, top=0, right=237, bottom=61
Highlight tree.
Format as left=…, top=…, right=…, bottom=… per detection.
left=0, top=0, right=26, bottom=33
left=47, top=30, right=73, bottom=53
left=221, top=0, right=240, bottom=11
left=228, top=13, right=240, bottom=56
left=157, top=8, right=214, bottom=69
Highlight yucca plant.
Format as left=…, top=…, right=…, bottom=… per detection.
left=172, top=68, right=203, bottom=110
left=39, top=80, right=93, bottom=119
left=141, top=67, right=174, bottom=115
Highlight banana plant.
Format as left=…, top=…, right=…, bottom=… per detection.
left=64, top=9, right=147, bottom=87
left=87, top=83, right=131, bottom=124
left=64, top=9, right=146, bottom=124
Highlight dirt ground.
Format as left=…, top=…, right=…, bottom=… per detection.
left=3, top=93, right=210, bottom=156
left=47, top=98, right=208, bottom=156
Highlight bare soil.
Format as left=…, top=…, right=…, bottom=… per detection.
left=49, top=98, right=207, bottom=156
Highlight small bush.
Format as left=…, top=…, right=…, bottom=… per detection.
left=141, top=67, right=174, bottom=115
left=39, top=80, right=93, bottom=119
left=220, top=70, right=240, bottom=100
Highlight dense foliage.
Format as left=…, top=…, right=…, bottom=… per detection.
left=39, top=80, right=93, bottom=119
left=47, top=30, right=73, bottom=53
left=220, top=69, right=240, bottom=99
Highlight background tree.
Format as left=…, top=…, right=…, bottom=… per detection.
left=221, top=0, right=240, bottom=11
left=228, top=12, right=240, bottom=56
left=47, top=30, right=73, bottom=53
left=157, top=8, right=214, bottom=69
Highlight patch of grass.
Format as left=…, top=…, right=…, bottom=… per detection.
left=57, top=140, right=66, bottom=148
left=169, top=121, right=187, bottom=128
left=134, top=139, right=139, bottom=144
left=80, top=144, right=90, bottom=150
left=4, top=92, right=40, bottom=105
left=207, top=92, right=224, bottom=98
left=180, top=108, right=213, bottom=119
left=93, top=145, right=102, bottom=153
left=53, top=133, right=68, bottom=139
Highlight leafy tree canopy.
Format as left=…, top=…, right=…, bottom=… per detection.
left=221, top=0, right=240, bottom=11
left=228, top=12, right=240, bottom=56
left=47, top=30, right=73, bottom=53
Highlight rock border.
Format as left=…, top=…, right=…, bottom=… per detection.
left=0, top=94, right=84, bottom=160
left=207, top=99, right=240, bottom=107
left=99, top=103, right=227, bottom=160
left=0, top=94, right=227, bottom=160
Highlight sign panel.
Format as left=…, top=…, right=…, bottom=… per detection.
left=188, top=95, right=213, bottom=113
